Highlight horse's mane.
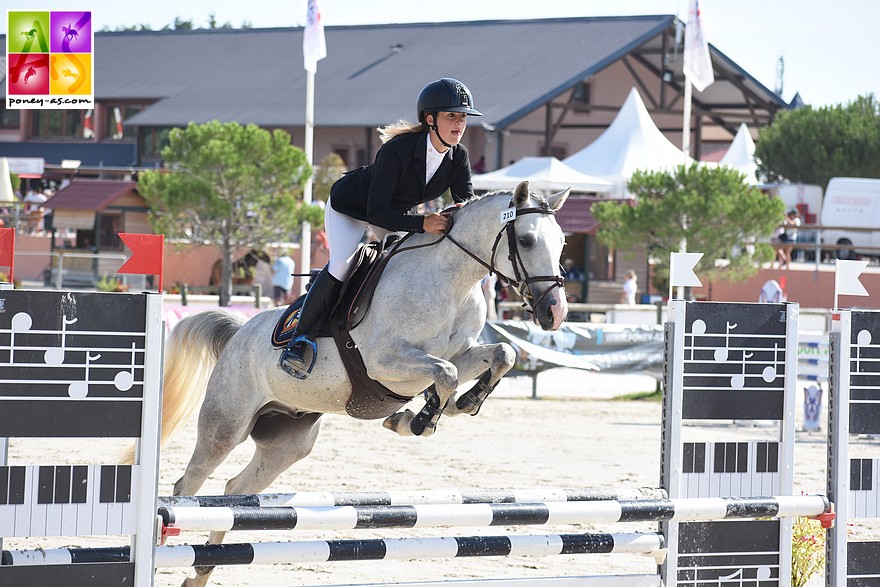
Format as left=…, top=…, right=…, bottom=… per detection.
left=460, top=188, right=546, bottom=209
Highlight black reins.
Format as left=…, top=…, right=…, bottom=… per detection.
left=386, top=199, right=564, bottom=313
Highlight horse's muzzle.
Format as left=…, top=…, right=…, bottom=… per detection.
left=533, top=286, right=567, bottom=330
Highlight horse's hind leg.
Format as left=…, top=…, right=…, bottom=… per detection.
left=181, top=411, right=322, bottom=587
left=445, top=342, right=516, bottom=417
left=173, top=403, right=255, bottom=497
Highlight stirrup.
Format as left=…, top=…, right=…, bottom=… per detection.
left=279, top=336, right=318, bottom=379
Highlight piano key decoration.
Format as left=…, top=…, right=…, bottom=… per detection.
left=0, top=290, right=163, bottom=587
left=0, top=465, right=139, bottom=537
left=827, top=310, right=880, bottom=585
left=663, top=301, right=798, bottom=587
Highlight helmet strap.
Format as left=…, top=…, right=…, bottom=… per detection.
left=427, top=113, right=454, bottom=150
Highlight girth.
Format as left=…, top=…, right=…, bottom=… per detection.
left=271, top=238, right=411, bottom=419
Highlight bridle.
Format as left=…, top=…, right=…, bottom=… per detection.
left=391, top=199, right=565, bottom=313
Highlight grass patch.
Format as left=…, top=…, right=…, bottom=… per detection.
left=615, top=388, right=662, bottom=402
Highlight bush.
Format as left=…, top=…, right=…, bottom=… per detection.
left=97, top=274, right=128, bottom=292
left=791, top=516, right=825, bottom=587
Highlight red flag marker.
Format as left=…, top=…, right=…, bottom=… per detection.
left=0, top=228, right=15, bottom=283
left=118, top=233, right=164, bottom=291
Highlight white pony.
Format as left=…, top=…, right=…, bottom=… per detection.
left=160, top=181, right=570, bottom=586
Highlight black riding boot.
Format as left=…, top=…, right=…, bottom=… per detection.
left=279, top=268, right=342, bottom=379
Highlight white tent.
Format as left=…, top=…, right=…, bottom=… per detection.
left=472, top=156, right=612, bottom=193
left=0, top=158, right=17, bottom=203
left=563, top=87, right=692, bottom=197
left=719, top=123, right=759, bottom=184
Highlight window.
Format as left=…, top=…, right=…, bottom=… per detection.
left=98, top=215, right=122, bottom=250
left=104, top=104, right=144, bottom=140
left=572, top=82, right=592, bottom=114
left=332, top=147, right=350, bottom=168
left=138, top=127, right=173, bottom=158
left=31, top=110, right=85, bottom=139
left=0, top=106, right=20, bottom=129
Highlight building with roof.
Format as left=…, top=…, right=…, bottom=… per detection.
left=1, top=15, right=789, bottom=177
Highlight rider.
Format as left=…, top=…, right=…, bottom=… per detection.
left=279, top=78, right=483, bottom=379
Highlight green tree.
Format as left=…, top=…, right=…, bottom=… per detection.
left=311, top=152, right=347, bottom=203
left=592, top=164, right=785, bottom=294
left=138, top=121, right=323, bottom=306
left=755, top=94, right=880, bottom=188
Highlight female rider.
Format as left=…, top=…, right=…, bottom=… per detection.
left=280, top=78, right=482, bottom=379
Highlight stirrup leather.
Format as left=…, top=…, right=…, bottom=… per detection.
left=279, top=335, right=318, bottom=379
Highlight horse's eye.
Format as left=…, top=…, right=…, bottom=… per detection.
left=518, top=236, right=534, bottom=247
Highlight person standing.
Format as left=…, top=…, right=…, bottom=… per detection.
left=620, top=270, right=638, bottom=305
left=271, top=250, right=296, bottom=306
left=779, top=209, right=800, bottom=268
left=279, top=78, right=482, bottom=379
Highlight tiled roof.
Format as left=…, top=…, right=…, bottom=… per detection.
left=45, top=179, right=138, bottom=211
left=556, top=196, right=608, bottom=235
left=90, top=16, right=679, bottom=128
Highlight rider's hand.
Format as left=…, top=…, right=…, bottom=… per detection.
left=423, top=213, right=449, bottom=235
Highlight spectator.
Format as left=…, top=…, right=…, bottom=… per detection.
left=271, top=249, right=296, bottom=306
left=779, top=209, right=800, bottom=268
left=472, top=155, right=486, bottom=174
left=620, top=270, right=638, bottom=305
left=562, top=258, right=584, bottom=302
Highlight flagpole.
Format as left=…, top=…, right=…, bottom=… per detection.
left=300, top=68, right=315, bottom=295
left=677, top=80, right=692, bottom=301
left=834, top=259, right=840, bottom=311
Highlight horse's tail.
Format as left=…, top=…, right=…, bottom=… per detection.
left=122, top=310, right=245, bottom=463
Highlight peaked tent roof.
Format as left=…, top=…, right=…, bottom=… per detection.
left=719, top=123, right=758, bottom=184
left=472, top=157, right=612, bottom=193
left=563, top=87, right=691, bottom=196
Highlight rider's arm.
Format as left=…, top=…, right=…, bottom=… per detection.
left=365, top=142, right=427, bottom=233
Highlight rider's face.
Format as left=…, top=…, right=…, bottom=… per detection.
left=428, top=111, right=468, bottom=149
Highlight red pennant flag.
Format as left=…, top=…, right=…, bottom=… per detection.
left=0, top=228, right=14, bottom=283
left=118, top=233, right=164, bottom=291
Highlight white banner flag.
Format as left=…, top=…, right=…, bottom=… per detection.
left=836, top=259, right=870, bottom=297
left=303, top=0, right=327, bottom=73
left=670, top=252, right=703, bottom=288
left=683, top=0, right=714, bottom=92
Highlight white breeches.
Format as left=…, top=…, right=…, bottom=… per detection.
left=324, top=201, right=394, bottom=281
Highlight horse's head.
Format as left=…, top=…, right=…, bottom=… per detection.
left=499, top=181, right=569, bottom=331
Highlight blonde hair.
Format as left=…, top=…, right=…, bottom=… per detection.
left=378, top=120, right=426, bottom=143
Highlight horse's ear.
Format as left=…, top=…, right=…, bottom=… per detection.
left=547, top=188, right=570, bottom=211
left=513, top=181, right=531, bottom=208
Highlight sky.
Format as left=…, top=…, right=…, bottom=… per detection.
left=4, top=0, right=878, bottom=108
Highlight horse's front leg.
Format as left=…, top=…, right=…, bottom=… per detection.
left=369, top=347, right=459, bottom=438
left=445, top=342, right=516, bottom=417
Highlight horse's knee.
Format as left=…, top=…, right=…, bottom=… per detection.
left=431, top=362, right=458, bottom=394
left=494, top=343, right=516, bottom=372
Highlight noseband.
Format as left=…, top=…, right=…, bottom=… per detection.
left=443, top=199, right=564, bottom=313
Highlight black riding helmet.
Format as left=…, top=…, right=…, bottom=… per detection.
left=417, top=78, right=481, bottom=148
left=417, top=78, right=482, bottom=122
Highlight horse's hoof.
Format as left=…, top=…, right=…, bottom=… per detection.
left=383, top=410, right=415, bottom=436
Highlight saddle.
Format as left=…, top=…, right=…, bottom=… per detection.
left=271, top=236, right=411, bottom=419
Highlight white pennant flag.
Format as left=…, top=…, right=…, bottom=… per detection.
left=836, top=259, right=869, bottom=297
left=303, top=0, right=327, bottom=73
left=683, top=0, right=714, bottom=92
left=670, top=252, right=703, bottom=288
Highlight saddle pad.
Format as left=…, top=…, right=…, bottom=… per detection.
left=270, top=294, right=331, bottom=348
